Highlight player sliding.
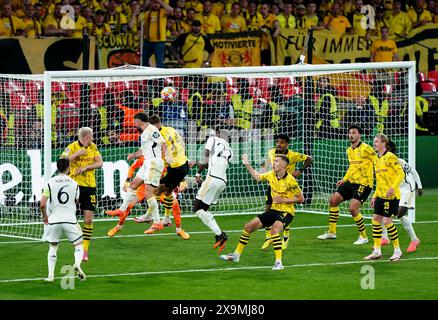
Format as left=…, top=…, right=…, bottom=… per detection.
left=380, top=140, right=423, bottom=253
left=220, top=154, right=304, bottom=270
left=364, top=133, right=404, bottom=261
left=194, top=128, right=232, bottom=252
left=317, top=124, right=375, bottom=244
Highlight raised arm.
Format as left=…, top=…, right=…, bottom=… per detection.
left=242, top=154, right=261, bottom=182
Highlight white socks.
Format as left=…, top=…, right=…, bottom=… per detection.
left=147, top=197, right=160, bottom=224
left=382, top=225, right=389, bottom=240
left=120, top=188, right=137, bottom=211
left=196, top=209, right=221, bottom=236
left=47, top=244, right=58, bottom=278
left=400, top=215, right=418, bottom=241
left=74, top=244, right=84, bottom=268
left=382, top=216, right=418, bottom=242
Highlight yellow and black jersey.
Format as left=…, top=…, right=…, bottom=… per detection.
left=172, top=31, right=214, bottom=68
left=61, top=141, right=101, bottom=187
left=260, top=171, right=302, bottom=215
left=374, top=151, right=404, bottom=200
left=268, top=148, right=308, bottom=174
left=160, top=126, right=188, bottom=168
left=343, top=142, right=376, bottom=187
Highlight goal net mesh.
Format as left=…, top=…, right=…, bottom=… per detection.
left=0, top=65, right=411, bottom=240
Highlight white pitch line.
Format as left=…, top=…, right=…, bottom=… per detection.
left=1, top=256, right=438, bottom=284
left=1, top=220, right=438, bottom=245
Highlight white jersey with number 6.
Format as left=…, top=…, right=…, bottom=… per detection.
left=205, top=136, right=233, bottom=183
left=43, top=174, right=79, bottom=224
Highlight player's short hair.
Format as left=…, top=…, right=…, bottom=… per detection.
left=148, top=114, right=161, bottom=124
left=375, top=133, right=389, bottom=145
left=348, top=124, right=362, bottom=134
left=387, top=140, right=397, bottom=154
left=275, top=133, right=290, bottom=143
left=57, top=158, right=70, bottom=173
left=78, top=127, right=93, bottom=138
left=275, top=154, right=290, bottom=165
left=133, top=112, right=149, bottom=123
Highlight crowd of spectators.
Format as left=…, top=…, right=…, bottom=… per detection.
left=0, top=0, right=437, bottom=63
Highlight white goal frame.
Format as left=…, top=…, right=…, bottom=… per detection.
left=42, top=61, right=417, bottom=221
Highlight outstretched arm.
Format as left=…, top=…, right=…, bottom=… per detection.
left=242, top=154, right=261, bottom=182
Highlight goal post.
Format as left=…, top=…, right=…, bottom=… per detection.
left=0, top=61, right=416, bottom=240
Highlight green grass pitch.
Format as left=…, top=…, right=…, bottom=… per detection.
left=0, top=190, right=437, bottom=300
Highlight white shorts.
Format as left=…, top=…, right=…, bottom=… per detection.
left=196, top=176, right=226, bottom=205
left=399, top=189, right=415, bottom=209
left=135, top=159, right=164, bottom=187
left=44, top=223, right=83, bottom=245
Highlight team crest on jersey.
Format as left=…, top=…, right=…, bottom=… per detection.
left=152, top=132, right=160, bottom=139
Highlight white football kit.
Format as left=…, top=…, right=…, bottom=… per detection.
left=42, top=174, right=82, bottom=245
left=196, top=136, right=233, bottom=205
left=399, top=158, right=422, bottom=209
left=136, top=124, right=165, bottom=187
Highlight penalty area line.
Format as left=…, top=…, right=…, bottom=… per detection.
left=1, top=256, right=438, bottom=283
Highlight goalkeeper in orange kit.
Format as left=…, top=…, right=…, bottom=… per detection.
left=106, top=156, right=189, bottom=239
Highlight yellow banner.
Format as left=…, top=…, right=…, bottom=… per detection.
left=0, top=36, right=95, bottom=74
left=95, top=34, right=141, bottom=68
left=276, top=24, right=438, bottom=74
left=209, top=32, right=262, bottom=67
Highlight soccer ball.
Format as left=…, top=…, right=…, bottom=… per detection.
left=160, top=86, right=177, bottom=101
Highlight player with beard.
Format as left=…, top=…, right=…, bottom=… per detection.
left=317, top=124, right=376, bottom=244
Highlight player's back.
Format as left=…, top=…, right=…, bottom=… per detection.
left=161, top=125, right=188, bottom=167
left=44, top=174, right=79, bottom=224
left=140, top=124, right=165, bottom=161
left=206, top=136, right=233, bottom=182
left=398, top=158, right=417, bottom=192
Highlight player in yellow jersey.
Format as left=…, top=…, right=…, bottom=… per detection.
left=106, top=156, right=190, bottom=239
left=317, top=124, right=376, bottom=244
left=220, top=154, right=304, bottom=270
left=261, top=134, right=313, bottom=250
left=133, top=115, right=190, bottom=239
left=61, top=127, right=103, bottom=262
left=364, top=133, right=404, bottom=261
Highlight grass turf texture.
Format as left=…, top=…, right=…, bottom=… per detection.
left=0, top=190, right=437, bottom=300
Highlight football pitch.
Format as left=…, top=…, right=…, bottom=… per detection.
left=1, top=191, right=437, bottom=300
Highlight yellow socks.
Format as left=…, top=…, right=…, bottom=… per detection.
left=328, top=206, right=339, bottom=234
left=353, top=213, right=367, bottom=238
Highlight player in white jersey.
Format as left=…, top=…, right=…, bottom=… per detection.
left=381, top=141, right=423, bottom=253
left=125, top=113, right=166, bottom=234
left=40, top=158, right=86, bottom=282
left=194, top=128, right=233, bottom=252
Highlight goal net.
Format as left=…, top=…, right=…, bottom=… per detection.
left=0, top=62, right=416, bottom=240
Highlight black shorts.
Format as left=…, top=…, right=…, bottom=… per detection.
left=258, top=209, right=294, bottom=228
left=160, top=161, right=189, bottom=190
left=374, top=197, right=399, bottom=218
left=265, top=185, right=272, bottom=205
left=79, top=186, right=96, bottom=212
left=337, top=181, right=372, bottom=204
